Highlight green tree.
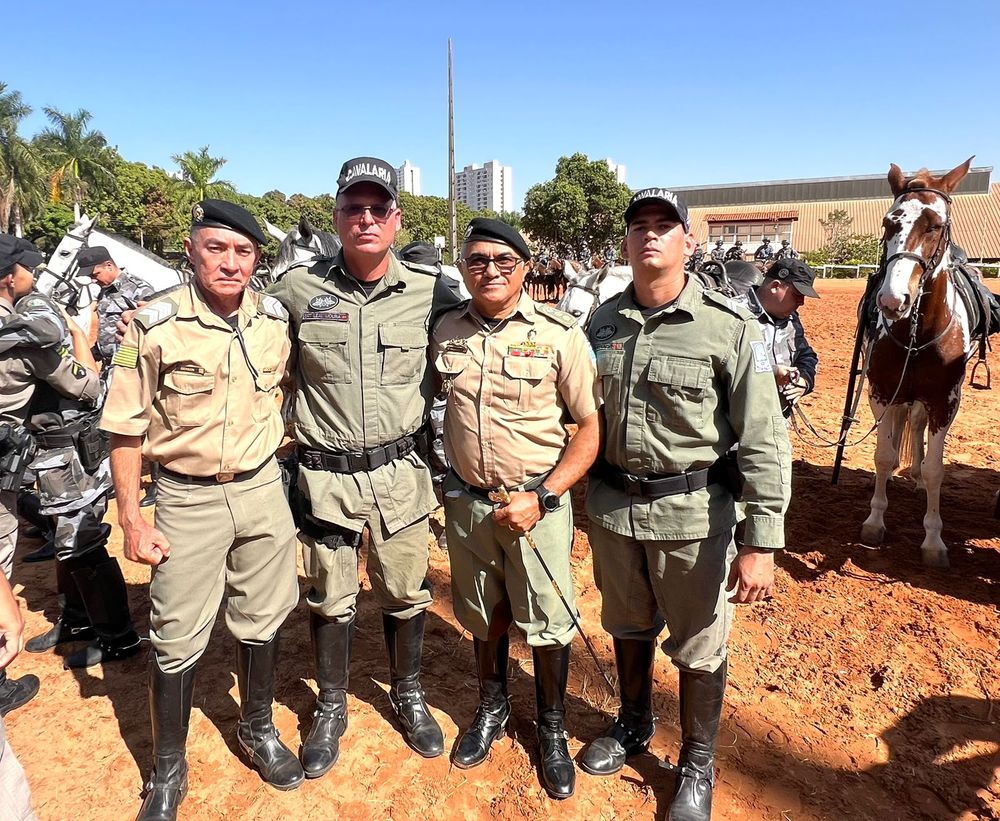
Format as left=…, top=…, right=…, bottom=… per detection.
left=24, top=202, right=75, bottom=252
left=170, top=146, right=236, bottom=211
left=522, top=153, right=631, bottom=257
left=0, top=84, right=47, bottom=236
left=804, top=210, right=880, bottom=270
left=36, top=107, right=116, bottom=220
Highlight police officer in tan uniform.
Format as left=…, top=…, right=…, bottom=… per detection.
left=268, top=157, right=461, bottom=774
left=101, top=201, right=303, bottom=820
left=580, top=189, right=790, bottom=821
left=432, top=218, right=600, bottom=799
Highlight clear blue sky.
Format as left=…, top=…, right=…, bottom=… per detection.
left=6, top=0, right=998, bottom=208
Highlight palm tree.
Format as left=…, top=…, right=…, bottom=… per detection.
left=170, top=146, right=236, bottom=212
left=36, top=107, right=117, bottom=220
left=0, top=83, right=46, bottom=236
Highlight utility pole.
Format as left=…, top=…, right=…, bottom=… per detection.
left=448, top=39, right=457, bottom=262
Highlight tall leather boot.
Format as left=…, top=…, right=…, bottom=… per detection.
left=299, top=613, right=353, bottom=778
left=668, top=661, right=727, bottom=821
left=453, top=634, right=511, bottom=769
left=235, top=634, right=304, bottom=791
left=135, top=659, right=195, bottom=821
left=26, top=558, right=95, bottom=652
left=383, top=611, right=444, bottom=758
left=581, top=638, right=656, bottom=775
left=533, top=645, right=575, bottom=799
left=0, top=668, right=40, bottom=717
left=63, top=555, right=142, bottom=669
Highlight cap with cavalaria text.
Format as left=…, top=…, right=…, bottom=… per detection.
left=623, top=188, right=690, bottom=231
left=336, top=156, right=399, bottom=200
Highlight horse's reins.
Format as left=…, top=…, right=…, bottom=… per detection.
left=565, top=265, right=612, bottom=326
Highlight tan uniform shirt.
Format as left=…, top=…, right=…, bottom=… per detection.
left=268, top=251, right=462, bottom=533
left=99, top=282, right=291, bottom=477
left=586, top=277, right=790, bottom=547
left=431, top=294, right=601, bottom=488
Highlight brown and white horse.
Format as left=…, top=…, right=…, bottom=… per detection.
left=860, top=158, right=974, bottom=567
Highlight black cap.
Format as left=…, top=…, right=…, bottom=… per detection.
left=191, top=199, right=266, bottom=245
left=0, top=235, right=43, bottom=275
left=77, top=246, right=114, bottom=277
left=336, top=156, right=398, bottom=200
left=623, top=188, right=690, bottom=230
left=462, top=218, right=531, bottom=260
left=767, top=258, right=820, bottom=298
left=399, top=241, right=440, bottom=267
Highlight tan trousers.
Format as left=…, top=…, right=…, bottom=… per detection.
left=150, top=458, right=299, bottom=673
left=0, top=721, right=37, bottom=821
left=590, top=522, right=736, bottom=673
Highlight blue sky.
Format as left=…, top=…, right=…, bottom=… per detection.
left=6, top=0, right=998, bottom=207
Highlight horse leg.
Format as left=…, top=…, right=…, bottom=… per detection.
left=860, top=403, right=907, bottom=545
left=918, top=424, right=951, bottom=568
left=907, top=402, right=928, bottom=488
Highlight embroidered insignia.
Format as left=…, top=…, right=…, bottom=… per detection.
left=302, top=311, right=349, bottom=322
left=111, top=345, right=139, bottom=369
left=308, top=294, right=340, bottom=311
left=750, top=340, right=772, bottom=374
left=527, top=329, right=537, bottom=341
left=192, top=204, right=204, bottom=221
left=593, top=324, right=616, bottom=341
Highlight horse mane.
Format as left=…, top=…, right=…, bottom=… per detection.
left=272, top=224, right=341, bottom=274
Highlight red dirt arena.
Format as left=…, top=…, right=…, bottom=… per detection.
left=4, top=278, right=998, bottom=821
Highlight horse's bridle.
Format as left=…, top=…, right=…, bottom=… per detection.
left=565, top=265, right=612, bottom=325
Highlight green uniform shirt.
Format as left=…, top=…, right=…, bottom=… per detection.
left=268, top=251, right=462, bottom=534
left=585, top=276, right=790, bottom=547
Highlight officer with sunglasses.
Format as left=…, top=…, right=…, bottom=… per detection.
left=268, top=157, right=462, bottom=775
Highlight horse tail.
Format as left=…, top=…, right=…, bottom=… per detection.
left=898, top=414, right=913, bottom=475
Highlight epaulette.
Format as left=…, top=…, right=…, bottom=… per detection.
left=18, top=293, right=57, bottom=313
left=536, top=303, right=578, bottom=329
left=399, top=259, right=440, bottom=277
left=702, top=288, right=755, bottom=321
left=259, top=294, right=289, bottom=321
left=146, top=281, right=187, bottom=301
left=133, top=299, right=178, bottom=330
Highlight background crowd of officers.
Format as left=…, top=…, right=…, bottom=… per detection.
left=0, top=157, right=824, bottom=821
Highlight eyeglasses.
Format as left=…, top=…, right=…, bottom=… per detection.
left=462, top=254, right=522, bottom=275
left=336, top=204, right=396, bottom=222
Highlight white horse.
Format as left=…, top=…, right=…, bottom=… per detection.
left=38, top=214, right=184, bottom=335
left=556, top=264, right=633, bottom=327
left=266, top=216, right=342, bottom=280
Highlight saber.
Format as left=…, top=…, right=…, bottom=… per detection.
left=488, top=486, right=617, bottom=698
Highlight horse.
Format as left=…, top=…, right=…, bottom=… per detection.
left=266, top=216, right=342, bottom=280
left=37, top=213, right=185, bottom=335
left=556, top=264, right=633, bottom=327
left=859, top=157, right=976, bottom=568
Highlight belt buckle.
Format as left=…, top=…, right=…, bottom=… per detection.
left=216, top=471, right=235, bottom=483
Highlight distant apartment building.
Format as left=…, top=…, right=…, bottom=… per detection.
left=397, top=160, right=422, bottom=196
left=455, top=160, right=513, bottom=213
left=603, top=158, right=627, bottom=184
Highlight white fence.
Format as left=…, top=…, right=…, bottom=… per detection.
left=815, top=262, right=1000, bottom=279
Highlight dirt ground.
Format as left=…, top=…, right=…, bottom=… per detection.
left=5, top=278, right=999, bottom=821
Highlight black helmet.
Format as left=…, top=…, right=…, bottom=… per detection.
left=735, top=240, right=743, bottom=246
left=781, top=239, right=790, bottom=245
left=715, top=238, right=723, bottom=245
left=762, top=237, right=770, bottom=242
left=724, top=260, right=763, bottom=295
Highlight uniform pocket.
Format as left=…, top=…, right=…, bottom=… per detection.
left=595, top=348, right=624, bottom=397
left=252, top=367, right=283, bottom=423
left=501, top=355, right=552, bottom=411
left=379, top=324, right=428, bottom=386
left=646, top=355, right=710, bottom=431
left=298, top=322, right=352, bottom=384
left=434, top=350, right=471, bottom=395
left=162, top=371, right=215, bottom=427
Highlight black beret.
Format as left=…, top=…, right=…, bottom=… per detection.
left=77, top=245, right=114, bottom=277
left=399, top=241, right=440, bottom=267
left=0, top=235, right=43, bottom=275
left=191, top=199, right=266, bottom=245
left=462, top=218, right=531, bottom=260
left=336, top=156, right=399, bottom=200
left=766, top=258, right=820, bottom=298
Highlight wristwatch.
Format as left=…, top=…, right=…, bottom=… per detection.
left=534, top=484, right=560, bottom=513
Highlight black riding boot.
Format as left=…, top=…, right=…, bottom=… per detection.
left=26, top=558, right=95, bottom=652
left=135, top=660, right=196, bottom=821
left=63, top=555, right=142, bottom=669
left=533, top=645, right=575, bottom=799
left=453, top=634, right=511, bottom=769
left=140, top=466, right=159, bottom=508
left=581, top=638, right=656, bottom=776
left=0, top=668, right=39, bottom=717
left=235, top=634, right=304, bottom=790
left=383, top=611, right=444, bottom=757
left=667, top=661, right=727, bottom=821
left=300, top=613, right=353, bottom=778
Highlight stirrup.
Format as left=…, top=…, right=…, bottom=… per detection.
left=970, top=357, right=992, bottom=389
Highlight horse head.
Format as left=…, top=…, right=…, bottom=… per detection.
left=271, top=217, right=342, bottom=280
left=877, top=157, right=973, bottom=321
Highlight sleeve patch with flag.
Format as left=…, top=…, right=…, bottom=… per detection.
left=112, top=345, right=140, bottom=368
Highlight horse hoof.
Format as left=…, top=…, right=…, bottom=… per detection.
left=921, top=549, right=950, bottom=569
left=859, top=525, right=885, bottom=546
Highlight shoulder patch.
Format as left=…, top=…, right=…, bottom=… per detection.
left=133, top=300, right=177, bottom=330
left=399, top=259, right=440, bottom=277
left=146, top=282, right=187, bottom=301
left=702, top=288, right=755, bottom=320
left=536, top=304, right=578, bottom=329
left=287, top=256, right=336, bottom=277
left=259, top=295, right=289, bottom=321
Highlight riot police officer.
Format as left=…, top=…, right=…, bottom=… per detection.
left=724, top=240, right=745, bottom=261
left=754, top=237, right=774, bottom=262
left=710, top=239, right=726, bottom=262
left=775, top=239, right=798, bottom=260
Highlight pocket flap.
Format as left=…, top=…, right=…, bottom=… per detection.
left=163, top=371, right=215, bottom=395
left=502, top=355, right=551, bottom=381
left=648, top=356, right=710, bottom=390
left=379, top=324, right=427, bottom=349
left=299, top=321, right=350, bottom=344
left=435, top=351, right=471, bottom=376
left=595, top=349, right=623, bottom=376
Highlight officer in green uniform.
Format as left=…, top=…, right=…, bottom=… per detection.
left=268, top=157, right=462, bottom=775
left=580, top=189, right=790, bottom=821
left=432, top=219, right=600, bottom=799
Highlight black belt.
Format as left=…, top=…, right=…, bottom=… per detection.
left=453, top=470, right=549, bottom=501
left=298, top=432, right=421, bottom=474
left=592, top=458, right=729, bottom=499
left=160, top=461, right=266, bottom=485
left=33, top=431, right=75, bottom=449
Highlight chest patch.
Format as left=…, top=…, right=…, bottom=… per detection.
left=749, top=340, right=772, bottom=373
left=508, top=342, right=553, bottom=358
left=302, top=311, right=349, bottom=322
left=593, top=324, right=616, bottom=341
left=308, top=294, right=340, bottom=311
